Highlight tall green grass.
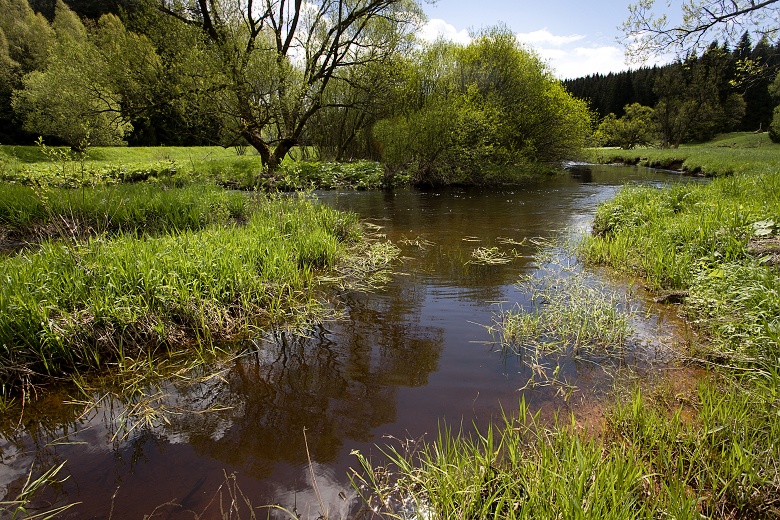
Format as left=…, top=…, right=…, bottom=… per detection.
left=0, top=183, right=252, bottom=238
left=0, top=195, right=395, bottom=394
left=353, top=370, right=780, bottom=519
left=582, top=171, right=780, bottom=360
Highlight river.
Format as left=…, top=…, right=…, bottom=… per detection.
left=0, top=164, right=698, bottom=519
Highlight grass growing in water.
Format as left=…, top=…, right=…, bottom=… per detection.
left=0, top=461, right=77, bottom=519
left=353, top=160, right=780, bottom=518
left=497, top=268, right=635, bottom=355
left=482, top=238, right=645, bottom=396
left=353, top=372, right=780, bottom=518
left=0, top=195, right=397, bottom=396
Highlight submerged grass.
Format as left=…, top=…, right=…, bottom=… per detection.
left=496, top=268, right=635, bottom=355
left=0, top=461, right=77, bottom=519
left=0, top=194, right=396, bottom=396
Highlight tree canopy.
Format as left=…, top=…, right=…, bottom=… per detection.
left=375, top=28, right=591, bottom=184
left=154, top=0, right=423, bottom=171
left=11, top=1, right=159, bottom=148
left=566, top=35, right=779, bottom=139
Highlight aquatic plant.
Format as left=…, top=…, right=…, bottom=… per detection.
left=352, top=368, right=780, bottom=519
left=0, top=462, right=77, bottom=519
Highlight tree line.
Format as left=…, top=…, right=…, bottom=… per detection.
left=0, top=0, right=590, bottom=185
left=564, top=33, right=780, bottom=148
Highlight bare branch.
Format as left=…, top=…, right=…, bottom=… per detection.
left=622, top=0, right=780, bottom=62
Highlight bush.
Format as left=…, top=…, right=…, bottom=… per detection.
left=769, top=105, right=780, bottom=143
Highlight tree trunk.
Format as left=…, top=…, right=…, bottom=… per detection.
left=243, top=130, right=297, bottom=175
left=267, top=138, right=297, bottom=173
left=243, top=129, right=271, bottom=173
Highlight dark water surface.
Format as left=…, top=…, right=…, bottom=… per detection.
left=1, top=165, right=696, bottom=518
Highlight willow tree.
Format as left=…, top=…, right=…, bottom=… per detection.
left=375, top=28, right=591, bottom=185
left=12, top=1, right=160, bottom=149
left=157, top=0, right=422, bottom=172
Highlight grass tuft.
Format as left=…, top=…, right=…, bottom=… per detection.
left=0, top=195, right=397, bottom=396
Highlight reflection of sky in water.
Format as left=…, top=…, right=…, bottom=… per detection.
left=0, top=165, right=703, bottom=518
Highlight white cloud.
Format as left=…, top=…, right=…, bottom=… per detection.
left=515, top=28, right=585, bottom=47
left=416, top=21, right=671, bottom=79
left=419, top=18, right=472, bottom=45
left=539, top=45, right=628, bottom=79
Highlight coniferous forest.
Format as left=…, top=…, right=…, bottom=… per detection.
left=564, top=33, right=780, bottom=135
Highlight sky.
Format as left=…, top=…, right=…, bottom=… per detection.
left=418, top=0, right=673, bottom=79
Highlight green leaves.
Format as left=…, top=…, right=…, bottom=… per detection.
left=752, top=219, right=776, bottom=237
left=595, top=103, right=658, bottom=149
left=11, top=3, right=136, bottom=148
left=375, top=28, right=591, bottom=185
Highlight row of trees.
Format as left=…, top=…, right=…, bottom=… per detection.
left=565, top=34, right=780, bottom=134
left=0, top=0, right=591, bottom=184
left=578, top=0, right=780, bottom=148
left=4, top=0, right=778, bottom=177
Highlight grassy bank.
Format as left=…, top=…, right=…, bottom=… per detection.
left=0, top=193, right=397, bottom=397
left=354, top=370, right=780, bottom=518
left=583, top=172, right=780, bottom=358
left=0, top=144, right=388, bottom=190
left=353, top=141, right=780, bottom=518
left=586, top=132, right=780, bottom=177
left=0, top=183, right=252, bottom=243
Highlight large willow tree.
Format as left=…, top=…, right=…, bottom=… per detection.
left=157, top=0, right=423, bottom=172
left=375, top=27, right=592, bottom=185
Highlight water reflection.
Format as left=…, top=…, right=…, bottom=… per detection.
left=0, top=165, right=700, bottom=518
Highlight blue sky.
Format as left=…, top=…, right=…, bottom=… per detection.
left=419, top=0, right=672, bottom=79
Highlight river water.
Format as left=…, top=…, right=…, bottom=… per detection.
left=0, top=164, right=697, bottom=519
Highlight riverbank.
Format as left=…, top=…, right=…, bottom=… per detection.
left=0, top=188, right=398, bottom=409
left=0, top=144, right=388, bottom=190
left=585, top=132, right=780, bottom=177
left=354, top=142, right=780, bottom=517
